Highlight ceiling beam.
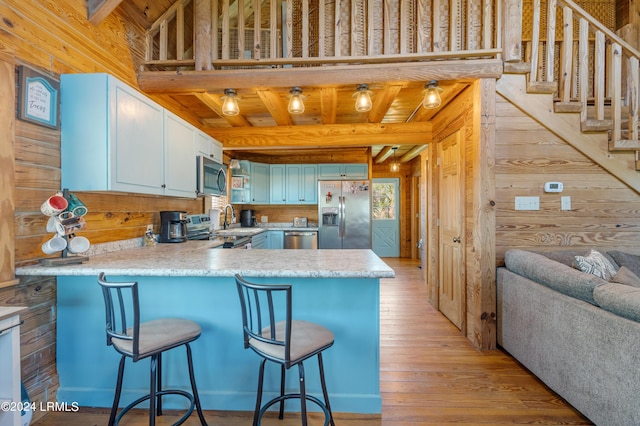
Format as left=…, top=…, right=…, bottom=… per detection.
left=210, top=122, right=431, bottom=149
left=137, top=59, right=503, bottom=94
left=399, top=145, right=428, bottom=162
left=87, top=0, right=123, bottom=25
left=374, top=146, right=394, bottom=163
left=194, top=93, right=253, bottom=127
left=256, top=89, right=293, bottom=126
left=368, top=85, right=403, bottom=123
left=320, top=88, right=338, bottom=124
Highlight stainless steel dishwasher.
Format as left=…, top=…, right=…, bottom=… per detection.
left=283, top=231, right=318, bottom=249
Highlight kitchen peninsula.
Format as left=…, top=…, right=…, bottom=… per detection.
left=15, top=242, right=394, bottom=415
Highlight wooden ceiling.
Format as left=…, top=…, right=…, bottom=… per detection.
left=93, top=0, right=477, bottom=165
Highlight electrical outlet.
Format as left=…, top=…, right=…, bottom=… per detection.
left=514, top=196, right=540, bottom=210
left=261, top=215, right=268, bottom=223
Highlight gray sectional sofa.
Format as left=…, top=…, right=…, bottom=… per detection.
left=497, top=248, right=640, bottom=426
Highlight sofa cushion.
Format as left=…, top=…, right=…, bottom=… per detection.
left=607, top=251, right=640, bottom=278
left=611, top=266, right=640, bottom=288
left=574, top=249, right=618, bottom=280
left=504, top=249, right=607, bottom=305
left=593, top=282, right=640, bottom=322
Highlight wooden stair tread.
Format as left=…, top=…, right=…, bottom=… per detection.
left=526, top=81, right=558, bottom=94
left=581, top=119, right=612, bottom=132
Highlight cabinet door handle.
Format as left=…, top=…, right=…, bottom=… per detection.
left=452, top=236, right=461, bottom=243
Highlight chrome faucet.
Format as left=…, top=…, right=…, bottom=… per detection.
left=223, top=204, right=235, bottom=229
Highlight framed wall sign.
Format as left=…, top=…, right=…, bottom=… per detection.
left=17, top=66, right=60, bottom=129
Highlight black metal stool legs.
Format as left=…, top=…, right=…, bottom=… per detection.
left=279, top=365, right=286, bottom=419
left=108, top=355, right=127, bottom=426
left=253, top=358, right=267, bottom=426
left=185, top=343, right=209, bottom=426
left=298, top=363, right=308, bottom=426
left=318, top=353, right=335, bottom=426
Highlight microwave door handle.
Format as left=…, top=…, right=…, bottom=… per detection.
left=217, top=167, right=227, bottom=192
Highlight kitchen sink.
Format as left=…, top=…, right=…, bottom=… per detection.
left=214, top=228, right=264, bottom=236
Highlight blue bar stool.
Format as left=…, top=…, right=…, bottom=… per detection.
left=235, top=274, right=336, bottom=426
left=97, top=272, right=208, bottom=426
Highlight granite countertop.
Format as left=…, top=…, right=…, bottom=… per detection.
left=15, top=241, right=395, bottom=279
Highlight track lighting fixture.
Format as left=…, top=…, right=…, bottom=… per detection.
left=422, top=80, right=443, bottom=109
left=353, top=84, right=373, bottom=112
left=390, top=147, right=399, bottom=172
left=287, top=87, right=305, bottom=114
left=221, top=89, right=240, bottom=116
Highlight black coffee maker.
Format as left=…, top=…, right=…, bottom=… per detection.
left=159, top=211, right=187, bottom=243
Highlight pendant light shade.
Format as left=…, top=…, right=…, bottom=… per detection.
left=390, top=147, right=399, bottom=172
left=287, top=87, right=306, bottom=114
left=353, top=84, right=373, bottom=112
left=422, top=80, right=443, bottom=109
left=221, top=89, right=240, bottom=116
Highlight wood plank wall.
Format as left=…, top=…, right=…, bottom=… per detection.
left=495, top=93, right=640, bottom=264
left=0, top=1, right=202, bottom=421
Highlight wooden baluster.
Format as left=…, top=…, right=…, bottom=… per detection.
left=529, top=0, right=541, bottom=84
left=578, top=18, right=589, bottom=124
left=237, top=0, right=245, bottom=59
left=594, top=30, right=605, bottom=121
left=610, top=42, right=622, bottom=145
left=334, top=0, right=341, bottom=56
left=384, top=0, right=392, bottom=54
left=212, top=0, right=219, bottom=61
left=303, top=0, right=309, bottom=57
left=319, top=0, right=326, bottom=57
left=222, top=0, right=230, bottom=59
left=368, top=0, right=376, bottom=54
left=450, top=0, right=461, bottom=51
left=559, top=6, right=573, bottom=104
left=270, top=0, right=278, bottom=58
left=545, top=0, right=556, bottom=82
left=417, top=0, right=428, bottom=52
left=160, top=20, right=168, bottom=61
left=177, top=1, right=184, bottom=60
left=254, top=0, right=261, bottom=59
left=629, top=57, right=640, bottom=141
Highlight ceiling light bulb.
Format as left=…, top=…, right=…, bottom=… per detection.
left=288, top=87, right=305, bottom=114
left=221, top=89, right=239, bottom=116
left=353, top=84, right=373, bottom=112
left=423, top=80, right=443, bottom=109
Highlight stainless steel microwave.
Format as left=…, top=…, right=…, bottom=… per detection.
left=197, top=155, right=227, bottom=197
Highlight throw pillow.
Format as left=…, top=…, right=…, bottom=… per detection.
left=574, top=249, right=618, bottom=280
left=607, top=250, right=640, bottom=278
left=610, top=266, right=640, bottom=288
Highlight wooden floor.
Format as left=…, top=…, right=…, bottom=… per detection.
left=33, top=258, right=591, bottom=425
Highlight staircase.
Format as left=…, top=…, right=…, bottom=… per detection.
left=497, top=0, right=640, bottom=194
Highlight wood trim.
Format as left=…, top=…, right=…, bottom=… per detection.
left=0, top=279, right=20, bottom=290
left=210, top=121, right=432, bottom=148
left=0, top=52, right=15, bottom=284
left=137, top=59, right=503, bottom=93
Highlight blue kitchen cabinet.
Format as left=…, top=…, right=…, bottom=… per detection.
left=267, top=230, right=284, bottom=249
left=270, top=164, right=317, bottom=204
left=317, top=163, right=368, bottom=180
left=250, top=231, right=267, bottom=248
left=231, top=161, right=269, bottom=204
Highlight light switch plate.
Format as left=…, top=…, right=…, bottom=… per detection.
left=561, top=196, right=571, bottom=210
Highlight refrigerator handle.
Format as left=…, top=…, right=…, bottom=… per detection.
left=339, top=195, right=346, bottom=237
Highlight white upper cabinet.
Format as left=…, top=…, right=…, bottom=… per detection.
left=195, top=131, right=223, bottom=164
left=61, top=73, right=197, bottom=198
left=164, top=111, right=197, bottom=197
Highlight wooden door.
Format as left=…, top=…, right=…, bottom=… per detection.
left=438, top=131, right=465, bottom=329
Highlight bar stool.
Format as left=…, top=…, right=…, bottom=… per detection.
left=97, top=272, right=208, bottom=426
left=235, top=274, right=336, bottom=426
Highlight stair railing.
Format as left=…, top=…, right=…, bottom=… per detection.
left=525, top=0, right=640, bottom=158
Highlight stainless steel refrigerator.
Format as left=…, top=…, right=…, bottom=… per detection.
left=318, top=180, right=371, bottom=249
